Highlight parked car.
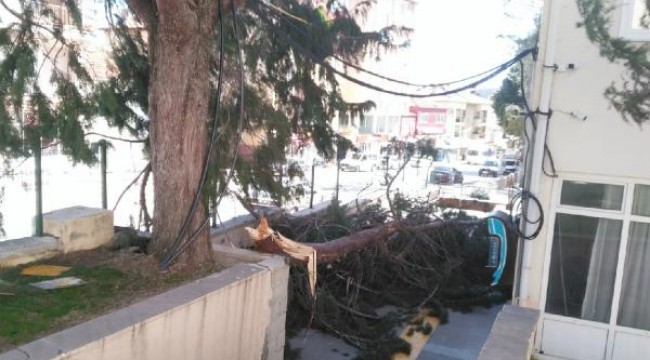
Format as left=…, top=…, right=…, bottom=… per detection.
left=429, top=166, right=463, bottom=185
left=478, top=159, right=501, bottom=177
left=501, top=158, right=519, bottom=174
left=340, top=153, right=381, bottom=171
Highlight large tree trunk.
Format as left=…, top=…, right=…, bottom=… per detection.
left=148, top=0, right=215, bottom=265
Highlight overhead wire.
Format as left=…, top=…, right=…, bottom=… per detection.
left=331, top=53, right=525, bottom=89
left=262, top=1, right=514, bottom=89
left=257, top=1, right=534, bottom=96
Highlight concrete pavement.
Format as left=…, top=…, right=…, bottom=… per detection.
left=419, top=305, right=504, bottom=360
left=289, top=304, right=504, bottom=360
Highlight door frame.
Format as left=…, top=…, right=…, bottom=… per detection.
left=535, top=174, right=650, bottom=359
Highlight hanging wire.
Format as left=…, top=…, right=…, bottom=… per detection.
left=517, top=59, right=558, bottom=178
left=253, top=4, right=534, bottom=98
left=508, top=189, right=544, bottom=240
left=260, top=1, right=517, bottom=89
left=329, top=54, right=523, bottom=89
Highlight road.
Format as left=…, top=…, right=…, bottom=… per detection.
left=0, top=160, right=509, bottom=241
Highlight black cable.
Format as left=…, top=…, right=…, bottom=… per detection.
left=508, top=189, right=543, bottom=240
left=518, top=59, right=534, bottom=189
left=254, top=4, right=533, bottom=98
left=261, top=1, right=535, bottom=91
left=542, top=117, right=558, bottom=178
left=517, top=59, right=557, bottom=178
left=331, top=53, right=523, bottom=89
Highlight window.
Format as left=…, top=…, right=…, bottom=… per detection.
left=546, top=180, right=650, bottom=331
left=339, top=113, right=349, bottom=127
left=546, top=213, right=622, bottom=322
left=617, top=186, right=650, bottom=330
left=632, top=184, right=650, bottom=216
left=377, top=116, right=387, bottom=133
left=360, top=115, right=374, bottom=134
left=620, top=0, right=650, bottom=41
left=455, top=109, right=464, bottom=123
left=560, top=181, right=624, bottom=210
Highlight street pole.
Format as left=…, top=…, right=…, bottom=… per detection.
left=33, top=133, right=43, bottom=237
left=335, top=159, right=340, bottom=203
left=309, top=163, right=315, bottom=209
left=100, top=141, right=108, bottom=209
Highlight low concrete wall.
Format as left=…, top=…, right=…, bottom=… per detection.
left=0, top=253, right=289, bottom=360
left=0, top=236, right=60, bottom=268
left=43, top=206, right=114, bottom=253
left=477, top=305, right=540, bottom=360
left=1, top=199, right=358, bottom=359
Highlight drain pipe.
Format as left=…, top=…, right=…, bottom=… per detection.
left=517, top=0, right=559, bottom=305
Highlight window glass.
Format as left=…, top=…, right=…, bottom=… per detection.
left=560, top=181, right=624, bottom=210
left=630, top=0, right=650, bottom=31
left=618, top=222, right=650, bottom=330
left=546, top=214, right=622, bottom=323
left=620, top=0, right=650, bottom=40
left=632, top=184, right=650, bottom=216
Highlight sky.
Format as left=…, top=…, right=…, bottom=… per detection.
left=383, top=0, right=542, bottom=91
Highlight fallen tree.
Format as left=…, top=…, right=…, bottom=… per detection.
left=245, top=196, right=516, bottom=359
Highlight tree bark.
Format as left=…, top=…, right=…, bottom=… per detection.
left=148, top=0, right=215, bottom=265
left=246, top=218, right=469, bottom=264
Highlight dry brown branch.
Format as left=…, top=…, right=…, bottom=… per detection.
left=140, top=163, right=152, bottom=232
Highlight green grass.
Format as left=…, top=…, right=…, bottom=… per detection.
left=0, top=265, right=132, bottom=348
left=0, top=251, right=222, bottom=352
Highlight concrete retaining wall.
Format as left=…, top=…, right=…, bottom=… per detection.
left=477, top=305, right=540, bottom=360
left=1, top=199, right=362, bottom=360
left=0, top=253, right=289, bottom=360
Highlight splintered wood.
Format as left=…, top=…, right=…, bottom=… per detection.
left=245, top=216, right=398, bottom=298
left=246, top=217, right=317, bottom=298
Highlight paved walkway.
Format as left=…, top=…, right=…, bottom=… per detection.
left=289, top=304, right=503, bottom=360
left=419, top=305, right=503, bottom=360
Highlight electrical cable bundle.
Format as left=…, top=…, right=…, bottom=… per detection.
left=254, top=1, right=535, bottom=99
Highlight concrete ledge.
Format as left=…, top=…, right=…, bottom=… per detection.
left=0, top=253, right=290, bottom=360
left=0, top=236, right=61, bottom=268
left=478, top=305, right=540, bottom=360
left=43, top=206, right=114, bottom=253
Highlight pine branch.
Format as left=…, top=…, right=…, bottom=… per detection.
left=0, top=0, right=66, bottom=44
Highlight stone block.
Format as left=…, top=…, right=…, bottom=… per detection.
left=0, top=236, right=61, bottom=268
left=43, top=206, right=114, bottom=253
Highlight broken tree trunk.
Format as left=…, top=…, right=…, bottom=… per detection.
left=245, top=217, right=400, bottom=264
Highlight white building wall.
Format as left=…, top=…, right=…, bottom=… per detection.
left=523, top=0, right=650, bottom=311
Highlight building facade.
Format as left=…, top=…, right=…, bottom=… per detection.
left=518, top=1, right=650, bottom=359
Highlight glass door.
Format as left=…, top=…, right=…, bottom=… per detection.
left=611, top=185, right=650, bottom=360
left=540, top=181, right=625, bottom=360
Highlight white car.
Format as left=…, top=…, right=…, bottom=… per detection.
left=478, top=159, right=501, bottom=177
